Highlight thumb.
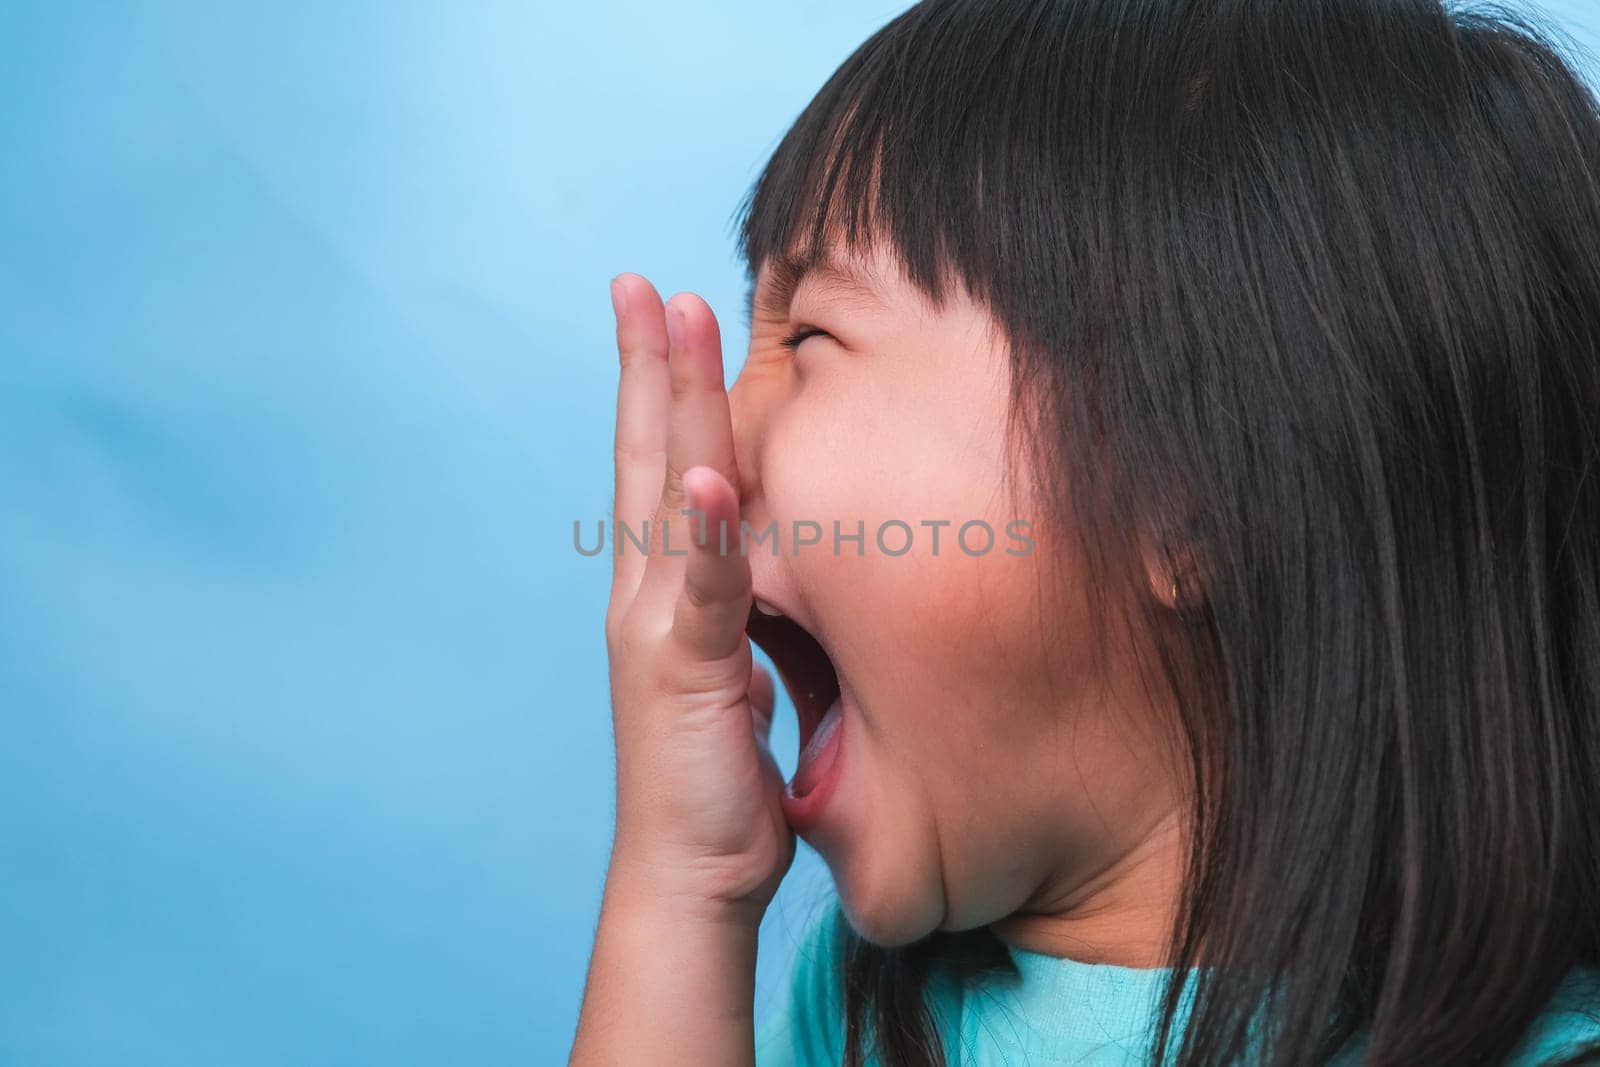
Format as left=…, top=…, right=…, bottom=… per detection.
left=748, top=661, right=776, bottom=740
left=671, top=465, right=751, bottom=662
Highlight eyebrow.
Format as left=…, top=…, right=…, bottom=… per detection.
left=743, top=251, right=883, bottom=328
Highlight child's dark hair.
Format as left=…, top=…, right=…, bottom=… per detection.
left=733, top=0, right=1600, bottom=1063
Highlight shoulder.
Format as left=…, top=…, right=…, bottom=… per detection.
left=755, top=898, right=851, bottom=1067
left=1509, top=965, right=1600, bottom=1065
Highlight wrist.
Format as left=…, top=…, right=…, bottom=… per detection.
left=601, top=849, right=769, bottom=934
left=572, top=851, right=761, bottom=1066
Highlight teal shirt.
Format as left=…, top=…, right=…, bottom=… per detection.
left=755, top=900, right=1600, bottom=1065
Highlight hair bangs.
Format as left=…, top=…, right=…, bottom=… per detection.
left=730, top=4, right=1062, bottom=330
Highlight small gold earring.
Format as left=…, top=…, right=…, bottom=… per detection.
left=1170, top=575, right=1181, bottom=604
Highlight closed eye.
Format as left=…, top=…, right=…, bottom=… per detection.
left=778, top=325, right=830, bottom=351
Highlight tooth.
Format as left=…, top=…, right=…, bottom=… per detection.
left=754, top=598, right=783, bottom=617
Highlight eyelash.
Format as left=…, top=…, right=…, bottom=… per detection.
left=778, top=325, right=830, bottom=351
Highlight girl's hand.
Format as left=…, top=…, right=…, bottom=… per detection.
left=601, top=272, right=795, bottom=923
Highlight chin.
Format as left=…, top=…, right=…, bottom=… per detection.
left=831, top=853, right=947, bottom=947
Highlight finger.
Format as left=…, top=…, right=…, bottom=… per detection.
left=609, top=272, right=671, bottom=608
left=671, top=464, right=752, bottom=662
left=750, top=661, right=782, bottom=779
left=748, top=661, right=776, bottom=739
left=656, top=292, right=739, bottom=528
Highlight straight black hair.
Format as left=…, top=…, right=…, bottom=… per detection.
left=732, top=0, right=1600, bottom=1063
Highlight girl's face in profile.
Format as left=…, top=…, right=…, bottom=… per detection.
left=730, top=238, right=1184, bottom=952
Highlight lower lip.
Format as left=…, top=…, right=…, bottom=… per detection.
left=780, top=695, right=847, bottom=835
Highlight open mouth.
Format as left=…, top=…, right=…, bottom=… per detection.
left=744, top=600, right=842, bottom=777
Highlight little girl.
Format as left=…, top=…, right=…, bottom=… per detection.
left=569, top=0, right=1600, bottom=1063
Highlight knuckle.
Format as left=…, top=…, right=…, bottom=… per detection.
left=603, top=608, right=626, bottom=650
left=604, top=620, right=633, bottom=663
left=681, top=575, right=719, bottom=613
left=661, top=651, right=747, bottom=705
left=615, top=331, right=661, bottom=372
left=605, top=603, right=655, bottom=657
left=668, top=363, right=694, bottom=398
left=613, top=440, right=661, bottom=472
left=659, top=466, right=687, bottom=512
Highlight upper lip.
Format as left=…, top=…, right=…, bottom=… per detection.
left=744, top=594, right=841, bottom=750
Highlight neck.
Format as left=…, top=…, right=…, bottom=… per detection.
left=988, top=808, right=1186, bottom=969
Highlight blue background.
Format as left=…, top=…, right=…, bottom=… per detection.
left=1, top=2, right=1594, bottom=1063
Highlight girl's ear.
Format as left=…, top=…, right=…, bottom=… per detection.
left=1142, top=536, right=1204, bottom=612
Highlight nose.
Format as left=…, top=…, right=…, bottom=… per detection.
left=729, top=360, right=790, bottom=602
left=728, top=370, right=765, bottom=517
left=729, top=352, right=797, bottom=540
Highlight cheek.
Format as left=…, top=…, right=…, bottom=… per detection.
left=778, top=430, right=1059, bottom=792
left=764, top=356, right=1054, bottom=743
left=866, top=550, right=1060, bottom=784
left=819, top=537, right=1067, bottom=939
left=760, top=356, right=1017, bottom=552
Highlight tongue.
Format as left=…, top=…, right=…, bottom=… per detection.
left=789, top=698, right=843, bottom=798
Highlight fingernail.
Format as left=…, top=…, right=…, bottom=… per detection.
left=610, top=275, right=628, bottom=319
left=665, top=299, right=685, bottom=348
